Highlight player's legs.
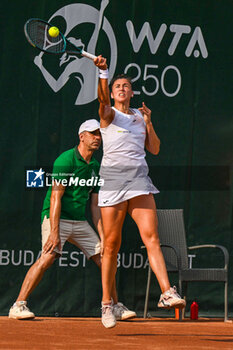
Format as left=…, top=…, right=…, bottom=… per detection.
left=127, top=194, right=170, bottom=293
left=70, top=218, right=136, bottom=325
left=128, top=194, right=186, bottom=309
left=70, top=220, right=120, bottom=304
left=90, top=253, right=118, bottom=304
left=100, top=201, right=128, bottom=303
left=93, top=252, right=136, bottom=321
left=99, top=202, right=128, bottom=328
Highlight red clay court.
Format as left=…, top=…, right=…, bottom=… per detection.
left=0, top=316, right=233, bottom=350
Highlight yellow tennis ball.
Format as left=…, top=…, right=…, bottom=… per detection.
left=48, top=26, right=59, bottom=38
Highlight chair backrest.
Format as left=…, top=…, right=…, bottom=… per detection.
left=157, top=209, right=189, bottom=271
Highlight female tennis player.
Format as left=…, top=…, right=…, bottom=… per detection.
left=94, top=55, right=186, bottom=328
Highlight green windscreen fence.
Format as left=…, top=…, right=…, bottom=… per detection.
left=0, top=0, right=232, bottom=317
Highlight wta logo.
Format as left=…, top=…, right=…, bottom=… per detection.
left=33, top=1, right=208, bottom=105
left=33, top=0, right=117, bottom=105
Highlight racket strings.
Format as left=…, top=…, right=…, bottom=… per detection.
left=27, top=20, right=65, bottom=53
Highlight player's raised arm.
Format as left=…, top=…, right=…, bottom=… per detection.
left=94, top=55, right=114, bottom=127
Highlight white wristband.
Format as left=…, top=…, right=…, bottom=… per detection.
left=99, top=69, right=109, bottom=79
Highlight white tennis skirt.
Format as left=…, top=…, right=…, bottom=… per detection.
left=98, top=175, right=159, bottom=207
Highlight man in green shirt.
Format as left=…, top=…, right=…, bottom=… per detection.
left=9, top=119, right=136, bottom=321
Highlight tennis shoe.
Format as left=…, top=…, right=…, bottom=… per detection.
left=9, top=301, right=35, bottom=320
left=101, top=301, right=116, bottom=328
left=113, top=302, right=136, bottom=320
left=158, top=286, right=186, bottom=309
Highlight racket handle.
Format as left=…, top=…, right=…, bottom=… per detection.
left=81, top=50, right=97, bottom=60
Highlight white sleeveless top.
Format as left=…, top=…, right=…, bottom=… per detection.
left=98, top=107, right=159, bottom=206
left=101, top=107, right=147, bottom=167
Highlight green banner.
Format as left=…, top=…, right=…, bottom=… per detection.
left=0, top=0, right=232, bottom=317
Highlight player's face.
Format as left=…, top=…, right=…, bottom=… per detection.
left=82, top=130, right=101, bottom=150
left=111, top=78, right=133, bottom=103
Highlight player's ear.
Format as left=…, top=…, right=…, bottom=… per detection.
left=111, top=92, right=113, bottom=99
left=131, top=91, right=134, bottom=98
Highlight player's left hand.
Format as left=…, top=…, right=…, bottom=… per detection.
left=138, top=102, right=152, bottom=125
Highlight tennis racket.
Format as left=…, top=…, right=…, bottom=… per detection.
left=24, top=18, right=97, bottom=60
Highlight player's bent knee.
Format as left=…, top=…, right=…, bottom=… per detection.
left=143, top=232, right=160, bottom=247
left=104, top=244, right=120, bottom=257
